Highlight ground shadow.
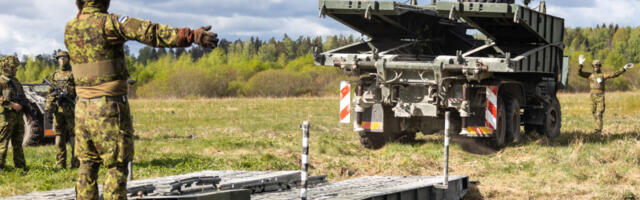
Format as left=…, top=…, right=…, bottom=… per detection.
left=463, top=182, right=485, bottom=200
left=135, top=154, right=206, bottom=168
left=513, top=130, right=640, bottom=147
left=399, top=134, right=499, bottom=155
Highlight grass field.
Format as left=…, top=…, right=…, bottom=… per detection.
left=0, top=92, right=639, bottom=199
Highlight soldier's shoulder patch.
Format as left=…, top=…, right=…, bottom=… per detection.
left=118, top=16, right=130, bottom=24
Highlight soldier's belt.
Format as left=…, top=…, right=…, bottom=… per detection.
left=76, top=80, right=128, bottom=99
left=73, top=58, right=128, bottom=86
left=590, top=89, right=605, bottom=93
left=78, top=95, right=127, bottom=103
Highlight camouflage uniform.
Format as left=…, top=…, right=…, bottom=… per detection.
left=578, top=60, right=627, bottom=133
left=65, top=0, right=217, bottom=199
left=0, top=56, right=27, bottom=170
left=46, top=51, right=79, bottom=169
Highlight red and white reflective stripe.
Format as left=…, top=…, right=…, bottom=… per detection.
left=339, top=81, right=351, bottom=123
left=485, top=86, right=498, bottom=131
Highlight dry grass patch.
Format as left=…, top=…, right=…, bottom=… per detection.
left=0, top=94, right=638, bottom=199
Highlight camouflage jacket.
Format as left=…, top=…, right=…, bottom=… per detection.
left=578, top=65, right=627, bottom=93
left=45, top=70, right=76, bottom=112
left=64, top=4, right=192, bottom=98
left=0, top=75, right=28, bottom=114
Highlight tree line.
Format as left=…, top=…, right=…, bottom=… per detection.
left=4, top=26, right=640, bottom=98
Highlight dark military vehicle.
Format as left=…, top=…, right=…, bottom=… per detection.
left=316, top=0, right=568, bottom=149
left=21, top=83, right=55, bottom=146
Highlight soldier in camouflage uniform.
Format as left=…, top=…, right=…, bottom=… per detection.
left=0, top=56, right=30, bottom=172
left=65, top=0, right=218, bottom=199
left=46, top=51, right=79, bottom=169
left=578, top=55, right=633, bottom=134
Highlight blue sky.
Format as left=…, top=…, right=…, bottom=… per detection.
left=0, top=0, right=639, bottom=56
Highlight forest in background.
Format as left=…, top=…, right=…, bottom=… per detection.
left=4, top=25, right=640, bottom=98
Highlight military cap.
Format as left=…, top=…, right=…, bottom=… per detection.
left=0, top=56, right=19, bottom=70
left=592, top=60, right=602, bottom=66
left=56, top=51, right=70, bottom=59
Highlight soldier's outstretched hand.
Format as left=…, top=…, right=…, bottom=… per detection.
left=194, top=25, right=219, bottom=49
left=624, top=63, right=634, bottom=70
left=579, top=55, right=586, bottom=65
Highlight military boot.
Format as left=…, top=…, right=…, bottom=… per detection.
left=70, top=159, right=79, bottom=169
left=58, top=163, right=67, bottom=169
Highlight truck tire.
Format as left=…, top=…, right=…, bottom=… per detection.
left=459, top=0, right=514, bottom=3
left=506, top=99, right=521, bottom=143
left=524, top=124, right=537, bottom=135
left=396, top=131, right=417, bottom=143
left=538, top=97, right=561, bottom=138
left=358, top=105, right=407, bottom=149
left=488, top=98, right=507, bottom=148
left=359, top=131, right=387, bottom=149
left=22, top=115, right=40, bottom=146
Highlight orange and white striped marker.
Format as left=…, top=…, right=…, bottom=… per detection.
left=339, top=81, right=351, bottom=124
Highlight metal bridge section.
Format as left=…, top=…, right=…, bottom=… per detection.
left=255, top=175, right=469, bottom=200
left=435, top=2, right=564, bottom=45
left=317, top=0, right=566, bottom=75
left=435, top=1, right=565, bottom=74
left=5, top=171, right=469, bottom=200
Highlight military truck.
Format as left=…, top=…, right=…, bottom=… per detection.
left=21, top=83, right=55, bottom=146
left=315, top=0, right=568, bottom=149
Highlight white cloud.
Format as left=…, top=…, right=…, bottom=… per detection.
left=548, top=0, right=640, bottom=27
left=1, top=0, right=639, bottom=57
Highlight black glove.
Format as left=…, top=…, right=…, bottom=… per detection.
left=51, top=90, right=60, bottom=99
left=194, top=25, right=219, bottom=49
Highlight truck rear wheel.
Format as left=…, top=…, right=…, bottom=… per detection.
left=506, top=99, right=521, bottom=143
left=359, top=131, right=387, bottom=149
left=22, top=115, right=40, bottom=146
left=488, top=98, right=507, bottom=148
left=538, top=97, right=561, bottom=138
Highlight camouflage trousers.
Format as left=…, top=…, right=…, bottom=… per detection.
left=0, top=111, right=26, bottom=169
left=590, top=93, right=605, bottom=132
left=75, top=96, right=134, bottom=200
left=54, top=106, right=79, bottom=168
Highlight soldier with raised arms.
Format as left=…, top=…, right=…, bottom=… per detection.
left=65, top=0, right=218, bottom=199
left=578, top=55, right=633, bottom=134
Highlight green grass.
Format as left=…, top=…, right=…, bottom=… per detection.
left=1, top=93, right=639, bottom=199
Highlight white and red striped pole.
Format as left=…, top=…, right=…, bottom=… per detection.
left=339, top=81, right=351, bottom=124
left=485, top=86, right=498, bottom=132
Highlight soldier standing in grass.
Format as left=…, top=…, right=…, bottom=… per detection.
left=578, top=55, right=633, bottom=134
left=0, top=56, right=30, bottom=173
left=65, top=0, right=218, bottom=199
left=46, top=51, right=79, bottom=169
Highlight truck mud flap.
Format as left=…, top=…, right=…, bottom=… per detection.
left=460, top=86, right=497, bottom=138
left=359, top=103, right=385, bottom=133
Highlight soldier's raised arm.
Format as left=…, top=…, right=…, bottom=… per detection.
left=106, top=15, right=218, bottom=49
left=577, top=55, right=590, bottom=78
left=604, top=63, right=632, bottom=80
